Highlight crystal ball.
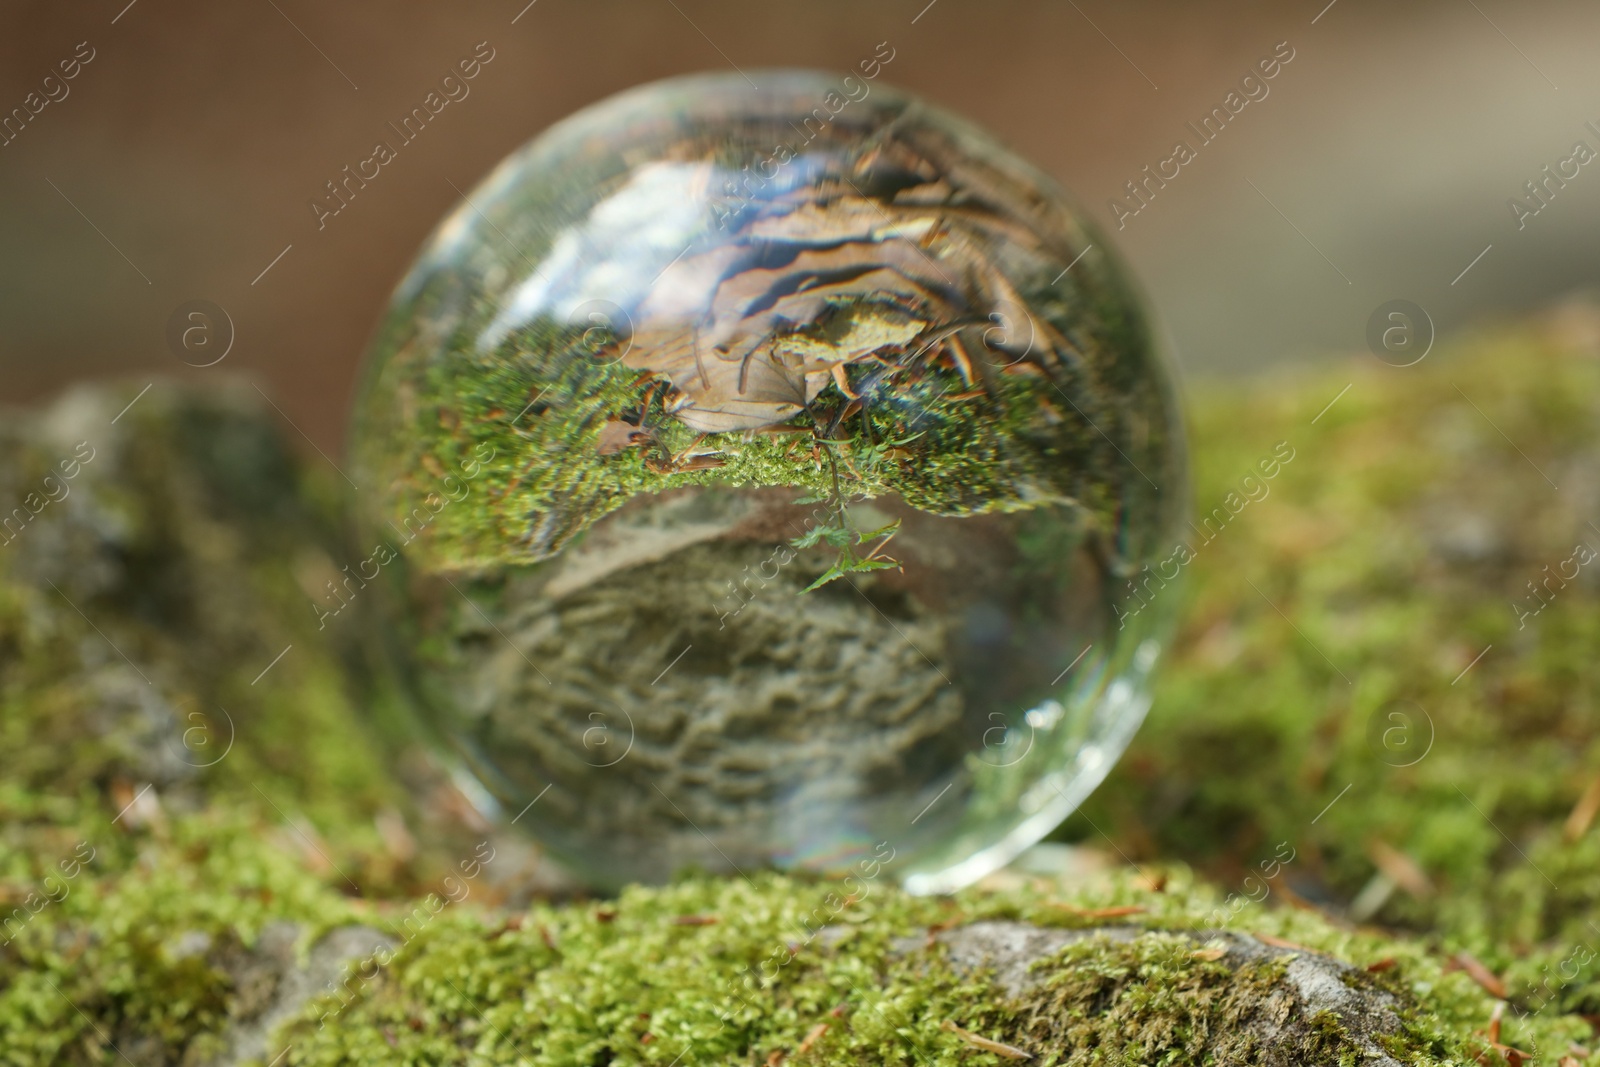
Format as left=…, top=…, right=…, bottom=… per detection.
left=350, top=71, right=1186, bottom=893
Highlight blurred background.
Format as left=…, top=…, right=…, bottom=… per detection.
left=2, top=0, right=1597, bottom=446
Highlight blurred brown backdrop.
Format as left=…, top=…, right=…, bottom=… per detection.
left=3, top=0, right=1598, bottom=449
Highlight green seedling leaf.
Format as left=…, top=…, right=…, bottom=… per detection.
left=801, top=561, right=850, bottom=592
left=857, top=519, right=902, bottom=545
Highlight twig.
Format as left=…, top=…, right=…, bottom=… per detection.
left=797, top=1022, right=829, bottom=1055
left=940, top=1020, right=1032, bottom=1060
left=1449, top=951, right=1507, bottom=999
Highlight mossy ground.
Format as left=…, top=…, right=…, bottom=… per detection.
left=253, top=872, right=1485, bottom=1067
left=5, top=311, right=1600, bottom=1063
left=351, top=311, right=1127, bottom=571
left=1069, top=304, right=1600, bottom=1037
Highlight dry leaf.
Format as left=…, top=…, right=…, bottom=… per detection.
left=595, top=419, right=652, bottom=455
left=609, top=128, right=1081, bottom=440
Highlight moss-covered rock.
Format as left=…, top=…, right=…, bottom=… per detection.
left=6, top=307, right=1600, bottom=1063
left=1073, top=301, right=1600, bottom=1037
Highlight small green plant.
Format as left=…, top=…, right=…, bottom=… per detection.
left=790, top=436, right=908, bottom=591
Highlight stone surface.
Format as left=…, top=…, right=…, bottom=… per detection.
left=211, top=924, right=396, bottom=1067
left=936, top=921, right=1408, bottom=1066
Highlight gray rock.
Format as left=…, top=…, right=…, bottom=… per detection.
left=211, top=924, right=397, bottom=1067
left=933, top=920, right=1407, bottom=1067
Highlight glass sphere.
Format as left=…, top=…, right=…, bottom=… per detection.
left=350, top=71, right=1185, bottom=893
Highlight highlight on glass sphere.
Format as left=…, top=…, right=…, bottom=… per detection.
left=349, top=70, right=1186, bottom=894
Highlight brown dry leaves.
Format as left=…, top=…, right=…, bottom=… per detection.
left=616, top=133, right=1081, bottom=435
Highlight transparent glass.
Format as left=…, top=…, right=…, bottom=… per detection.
left=349, top=71, right=1185, bottom=893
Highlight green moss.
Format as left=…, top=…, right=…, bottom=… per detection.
left=0, top=386, right=433, bottom=898
left=19, top=867, right=1501, bottom=1067
left=352, top=312, right=1121, bottom=573
left=1071, top=311, right=1600, bottom=1053
left=1016, top=934, right=1290, bottom=1064
left=12, top=316, right=1600, bottom=1061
